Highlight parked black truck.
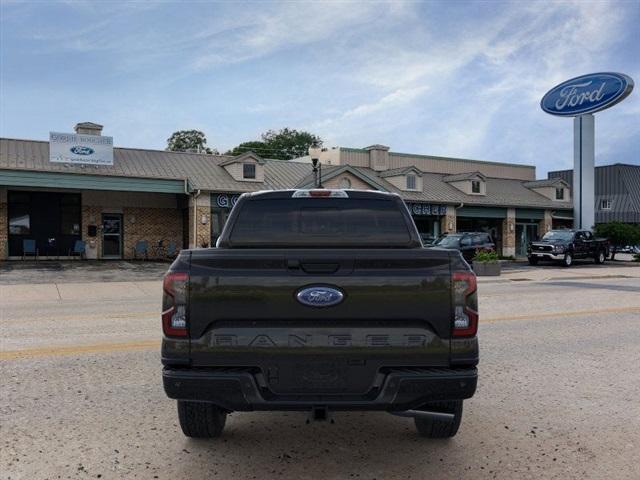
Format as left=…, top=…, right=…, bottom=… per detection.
left=527, top=230, right=609, bottom=267
left=162, top=190, right=479, bottom=439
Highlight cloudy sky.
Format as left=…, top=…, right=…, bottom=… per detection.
left=1, top=0, right=638, bottom=176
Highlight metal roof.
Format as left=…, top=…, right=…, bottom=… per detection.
left=523, top=178, right=567, bottom=188
left=443, top=171, right=486, bottom=182
left=0, top=137, right=309, bottom=193
left=379, top=166, right=423, bottom=178
left=1, top=137, right=573, bottom=210
left=549, top=164, right=640, bottom=222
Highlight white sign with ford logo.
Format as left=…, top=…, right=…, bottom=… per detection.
left=49, top=132, right=114, bottom=165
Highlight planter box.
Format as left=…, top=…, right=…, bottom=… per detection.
left=473, top=261, right=501, bottom=276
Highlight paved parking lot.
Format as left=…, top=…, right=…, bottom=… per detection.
left=1, top=261, right=640, bottom=479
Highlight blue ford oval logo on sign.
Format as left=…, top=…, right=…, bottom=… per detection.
left=70, top=146, right=95, bottom=155
left=296, top=286, right=344, bottom=308
left=541, top=72, right=634, bottom=116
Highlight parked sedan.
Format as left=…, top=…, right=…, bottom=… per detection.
left=432, top=232, right=496, bottom=263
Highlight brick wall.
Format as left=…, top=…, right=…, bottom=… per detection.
left=194, top=206, right=211, bottom=248
left=123, top=207, right=182, bottom=259
left=81, top=205, right=103, bottom=259
left=539, top=210, right=553, bottom=237
left=440, top=205, right=457, bottom=234
left=187, top=194, right=211, bottom=249
left=502, top=208, right=516, bottom=257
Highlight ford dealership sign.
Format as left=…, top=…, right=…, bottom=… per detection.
left=541, top=72, right=634, bottom=116
left=50, top=132, right=114, bottom=165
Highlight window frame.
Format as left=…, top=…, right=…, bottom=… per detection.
left=406, top=174, right=417, bottom=190
left=471, top=180, right=481, bottom=194
left=243, top=163, right=257, bottom=180
left=600, top=199, right=612, bottom=210
left=555, top=187, right=564, bottom=200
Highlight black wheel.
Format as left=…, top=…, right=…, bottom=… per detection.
left=414, top=400, right=463, bottom=439
left=177, top=401, right=227, bottom=438
left=528, top=256, right=539, bottom=266
left=562, top=253, right=573, bottom=267
left=595, top=250, right=606, bottom=264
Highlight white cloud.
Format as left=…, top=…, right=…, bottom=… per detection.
left=308, top=0, right=636, bottom=173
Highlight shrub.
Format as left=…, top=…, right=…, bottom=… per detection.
left=594, top=222, right=640, bottom=260
left=473, top=250, right=499, bottom=262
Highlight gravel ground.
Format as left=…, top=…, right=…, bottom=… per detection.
left=1, top=266, right=639, bottom=479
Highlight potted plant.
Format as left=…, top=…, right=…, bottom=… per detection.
left=472, top=250, right=501, bottom=276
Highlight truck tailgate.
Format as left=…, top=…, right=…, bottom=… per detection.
left=186, top=248, right=453, bottom=394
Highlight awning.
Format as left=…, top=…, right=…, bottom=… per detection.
left=552, top=213, right=574, bottom=220
left=0, top=169, right=186, bottom=194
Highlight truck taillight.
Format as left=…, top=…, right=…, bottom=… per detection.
left=162, top=272, right=189, bottom=337
left=452, top=271, right=478, bottom=337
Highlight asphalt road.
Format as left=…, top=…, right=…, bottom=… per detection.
left=1, top=265, right=640, bottom=479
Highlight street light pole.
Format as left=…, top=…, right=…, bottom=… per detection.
left=308, top=142, right=324, bottom=188
left=312, top=158, right=319, bottom=187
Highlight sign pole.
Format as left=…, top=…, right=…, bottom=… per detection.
left=541, top=72, right=633, bottom=231
left=573, top=114, right=595, bottom=229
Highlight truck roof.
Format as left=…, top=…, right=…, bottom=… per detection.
left=242, top=189, right=401, bottom=200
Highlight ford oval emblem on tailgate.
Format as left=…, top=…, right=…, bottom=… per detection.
left=296, top=286, right=344, bottom=308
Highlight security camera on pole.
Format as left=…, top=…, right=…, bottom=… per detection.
left=541, top=72, right=634, bottom=230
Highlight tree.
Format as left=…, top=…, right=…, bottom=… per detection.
left=260, top=128, right=322, bottom=160
left=226, top=128, right=322, bottom=160
left=167, top=130, right=217, bottom=154
left=225, top=141, right=269, bottom=157
left=594, top=222, right=640, bottom=260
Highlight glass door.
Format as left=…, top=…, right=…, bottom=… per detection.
left=516, top=223, right=539, bottom=257
left=102, top=214, right=123, bottom=259
left=210, top=209, right=230, bottom=248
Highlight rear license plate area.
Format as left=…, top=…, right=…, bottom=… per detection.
left=265, top=360, right=374, bottom=394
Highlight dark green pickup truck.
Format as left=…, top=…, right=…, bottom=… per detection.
left=162, top=190, right=478, bottom=438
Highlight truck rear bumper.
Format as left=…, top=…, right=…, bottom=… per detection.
left=163, top=366, right=477, bottom=412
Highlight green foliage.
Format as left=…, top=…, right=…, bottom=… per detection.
left=167, top=130, right=217, bottom=154
left=473, top=250, right=499, bottom=262
left=226, top=128, right=322, bottom=160
left=225, top=141, right=269, bottom=157
left=593, top=222, right=640, bottom=260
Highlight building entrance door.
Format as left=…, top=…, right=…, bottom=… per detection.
left=210, top=209, right=230, bottom=247
left=102, top=214, right=123, bottom=259
left=516, top=223, right=538, bottom=257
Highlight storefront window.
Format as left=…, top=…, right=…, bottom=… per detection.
left=8, top=192, right=30, bottom=234
left=9, top=208, right=30, bottom=234
left=7, top=191, right=81, bottom=257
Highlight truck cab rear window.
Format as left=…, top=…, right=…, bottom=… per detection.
left=228, top=198, right=412, bottom=247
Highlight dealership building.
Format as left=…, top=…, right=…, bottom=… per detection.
left=1, top=122, right=576, bottom=261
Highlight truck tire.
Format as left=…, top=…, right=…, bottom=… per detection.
left=595, top=250, right=606, bottom=264
left=177, top=401, right=227, bottom=438
left=562, top=253, right=573, bottom=267
left=528, top=256, right=539, bottom=266
left=414, top=400, right=463, bottom=438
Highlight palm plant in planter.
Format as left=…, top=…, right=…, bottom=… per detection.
left=472, top=250, right=501, bottom=276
